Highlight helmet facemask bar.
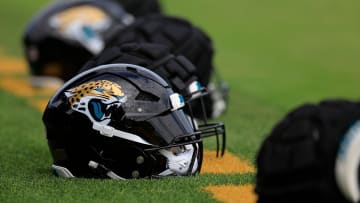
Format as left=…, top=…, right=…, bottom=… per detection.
left=141, top=110, right=203, bottom=177
left=184, top=86, right=226, bottom=157
left=86, top=94, right=204, bottom=180
left=87, top=126, right=203, bottom=179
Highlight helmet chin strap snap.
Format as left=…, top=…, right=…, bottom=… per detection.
left=88, top=160, right=126, bottom=180
left=335, top=120, right=360, bottom=203
left=158, top=144, right=198, bottom=176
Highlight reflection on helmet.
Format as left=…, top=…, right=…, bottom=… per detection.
left=43, top=64, right=208, bottom=179
left=23, top=0, right=134, bottom=86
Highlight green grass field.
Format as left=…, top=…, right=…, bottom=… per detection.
left=1, top=0, right=360, bottom=202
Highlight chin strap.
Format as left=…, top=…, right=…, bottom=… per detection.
left=335, top=120, right=360, bottom=203
left=92, top=123, right=152, bottom=146
left=52, top=162, right=126, bottom=180
left=88, top=161, right=126, bottom=180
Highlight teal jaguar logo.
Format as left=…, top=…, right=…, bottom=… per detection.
left=65, top=80, right=126, bottom=124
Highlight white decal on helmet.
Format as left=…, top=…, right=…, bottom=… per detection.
left=170, top=93, right=185, bottom=111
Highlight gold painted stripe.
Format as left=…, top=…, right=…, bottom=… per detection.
left=0, top=57, right=27, bottom=74
left=0, top=78, right=57, bottom=97
left=204, top=184, right=257, bottom=203
left=201, top=150, right=255, bottom=174
left=0, top=78, right=37, bottom=97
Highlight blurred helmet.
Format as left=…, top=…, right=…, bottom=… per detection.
left=23, top=0, right=134, bottom=87
left=105, top=14, right=229, bottom=118
left=43, top=64, right=224, bottom=179
left=81, top=43, right=199, bottom=98
left=106, top=14, right=213, bottom=86
left=114, top=0, right=162, bottom=17
left=256, top=99, right=360, bottom=203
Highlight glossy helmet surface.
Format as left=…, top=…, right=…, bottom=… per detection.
left=43, top=64, right=205, bottom=179
left=23, top=0, right=134, bottom=86
left=80, top=43, right=226, bottom=156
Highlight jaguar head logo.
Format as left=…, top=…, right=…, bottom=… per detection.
left=49, top=5, right=111, bottom=54
left=65, top=80, right=126, bottom=124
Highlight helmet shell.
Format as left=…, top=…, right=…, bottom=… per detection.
left=115, top=0, right=162, bottom=17
left=106, top=14, right=214, bottom=86
left=43, top=64, right=202, bottom=179
left=23, top=0, right=133, bottom=82
left=256, top=99, right=360, bottom=203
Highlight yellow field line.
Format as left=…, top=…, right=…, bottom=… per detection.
left=202, top=150, right=255, bottom=174
left=0, top=56, right=28, bottom=74
left=0, top=52, right=257, bottom=203
left=204, top=184, right=257, bottom=203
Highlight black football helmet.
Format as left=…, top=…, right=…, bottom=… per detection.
left=256, top=99, right=360, bottom=203
left=105, top=14, right=229, bottom=119
left=81, top=43, right=200, bottom=98
left=43, top=64, right=224, bottom=179
left=23, top=0, right=134, bottom=87
left=80, top=43, right=226, bottom=155
left=114, top=0, right=162, bottom=17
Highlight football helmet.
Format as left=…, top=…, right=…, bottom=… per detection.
left=106, top=14, right=229, bottom=118
left=23, top=0, right=134, bottom=87
left=43, top=64, right=225, bottom=179
left=256, top=99, right=360, bottom=203
left=81, top=43, right=199, bottom=98
left=115, top=0, right=162, bottom=17
left=80, top=43, right=226, bottom=155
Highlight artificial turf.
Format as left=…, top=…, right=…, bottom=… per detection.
left=0, top=90, right=255, bottom=202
